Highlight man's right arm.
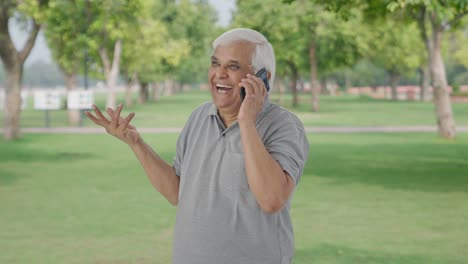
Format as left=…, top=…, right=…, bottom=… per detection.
left=85, top=104, right=180, bottom=206
left=130, top=140, right=180, bottom=206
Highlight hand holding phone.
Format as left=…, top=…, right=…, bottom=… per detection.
left=240, top=68, right=270, bottom=101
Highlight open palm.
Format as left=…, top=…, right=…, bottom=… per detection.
left=85, top=104, right=141, bottom=146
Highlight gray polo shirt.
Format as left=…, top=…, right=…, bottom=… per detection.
left=172, top=99, right=309, bottom=264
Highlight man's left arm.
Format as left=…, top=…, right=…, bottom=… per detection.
left=238, top=74, right=308, bottom=213
left=239, top=122, right=295, bottom=214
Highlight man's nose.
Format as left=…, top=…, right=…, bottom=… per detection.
left=216, top=65, right=228, bottom=78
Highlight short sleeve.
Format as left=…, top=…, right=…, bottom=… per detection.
left=172, top=103, right=210, bottom=177
left=264, top=112, right=309, bottom=185
left=173, top=112, right=195, bottom=177
left=173, top=129, right=186, bottom=177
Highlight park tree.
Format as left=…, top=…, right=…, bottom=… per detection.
left=168, top=0, right=218, bottom=88
left=310, top=8, right=368, bottom=99
left=233, top=0, right=308, bottom=107
left=0, top=0, right=49, bottom=140
left=44, top=0, right=87, bottom=126
left=366, top=19, right=422, bottom=100
left=235, top=0, right=367, bottom=110
left=386, top=0, right=468, bottom=139
left=305, top=0, right=468, bottom=138
left=84, top=0, right=141, bottom=109
left=147, top=0, right=217, bottom=96
left=120, top=0, right=190, bottom=105
left=443, top=23, right=468, bottom=90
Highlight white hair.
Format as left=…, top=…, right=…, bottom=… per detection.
left=212, top=28, right=276, bottom=89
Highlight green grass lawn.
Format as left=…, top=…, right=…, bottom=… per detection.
left=1, top=133, right=467, bottom=264
left=5, top=90, right=468, bottom=128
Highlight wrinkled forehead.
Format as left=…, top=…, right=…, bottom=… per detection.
left=211, top=41, right=255, bottom=64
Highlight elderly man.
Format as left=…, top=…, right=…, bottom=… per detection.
left=86, top=28, right=309, bottom=264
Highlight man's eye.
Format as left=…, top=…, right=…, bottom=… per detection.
left=211, top=61, right=220, bottom=66
left=228, top=64, right=240, bottom=71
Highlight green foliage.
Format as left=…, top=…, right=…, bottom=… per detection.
left=120, top=0, right=189, bottom=83
left=234, top=0, right=368, bottom=82
left=86, top=0, right=142, bottom=59
left=233, top=0, right=306, bottom=79
left=366, top=19, right=423, bottom=77
left=387, top=0, right=468, bottom=24
left=348, top=59, right=388, bottom=87
left=156, top=0, right=218, bottom=84
left=17, top=0, right=50, bottom=23
left=313, top=9, right=369, bottom=75
left=118, top=0, right=218, bottom=84
left=450, top=23, right=468, bottom=68
left=44, top=0, right=87, bottom=75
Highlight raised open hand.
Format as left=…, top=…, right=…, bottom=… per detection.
left=85, top=104, right=141, bottom=146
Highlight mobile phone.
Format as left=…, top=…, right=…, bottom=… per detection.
left=240, top=68, right=270, bottom=101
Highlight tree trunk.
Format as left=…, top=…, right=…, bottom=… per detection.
left=279, top=79, right=286, bottom=104
left=138, top=82, right=149, bottom=104
left=173, top=81, right=181, bottom=94
left=389, top=71, right=400, bottom=101
left=164, top=78, right=174, bottom=96
left=320, top=78, right=327, bottom=95
left=64, top=72, right=80, bottom=126
left=0, top=15, right=41, bottom=140
left=419, top=64, right=431, bottom=101
left=124, top=73, right=136, bottom=108
left=344, top=69, right=351, bottom=92
left=125, top=82, right=133, bottom=107
left=152, top=82, right=161, bottom=102
left=309, top=41, right=320, bottom=112
left=287, top=61, right=299, bottom=107
left=99, top=40, right=122, bottom=109
left=4, top=66, right=22, bottom=140
left=430, top=27, right=456, bottom=139
left=416, top=11, right=432, bottom=103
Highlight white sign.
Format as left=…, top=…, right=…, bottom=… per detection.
left=34, top=90, right=62, bottom=110
left=1, top=90, right=29, bottom=111
left=21, top=91, right=28, bottom=110
left=67, top=90, right=94, bottom=110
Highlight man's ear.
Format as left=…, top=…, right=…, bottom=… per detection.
left=267, top=71, right=271, bottom=80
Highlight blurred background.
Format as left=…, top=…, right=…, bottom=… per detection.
left=0, top=0, right=467, bottom=136
left=1, top=0, right=468, bottom=263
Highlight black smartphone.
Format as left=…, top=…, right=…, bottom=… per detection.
left=240, top=68, right=270, bottom=101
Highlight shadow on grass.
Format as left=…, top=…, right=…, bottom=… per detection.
left=0, top=146, right=95, bottom=163
left=0, top=137, right=95, bottom=186
left=306, top=137, right=468, bottom=193
left=294, top=243, right=460, bottom=264
left=0, top=168, right=17, bottom=185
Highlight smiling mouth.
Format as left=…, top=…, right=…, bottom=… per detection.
left=216, top=83, right=234, bottom=93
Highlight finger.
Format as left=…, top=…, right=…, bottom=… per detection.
left=93, top=105, right=110, bottom=124
left=108, top=105, right=122, bottom=128
left=248, top=73, right=266, bottom=95
left=114, top=104, right=123, bottom=124
left=118, top=112, right=135, bottom=132
left=107, top=108, right=125, bottom=131
left=106, top=107, right=114, bottom=118
left=241, top=78, right=259, bottom=97
left=85, top=111, right=102, bottom=125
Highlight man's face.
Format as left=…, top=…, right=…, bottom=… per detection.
left=208, top=41, right=254, bottom=113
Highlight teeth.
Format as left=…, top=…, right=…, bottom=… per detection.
left=216, top=84, right=232, bottom=89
